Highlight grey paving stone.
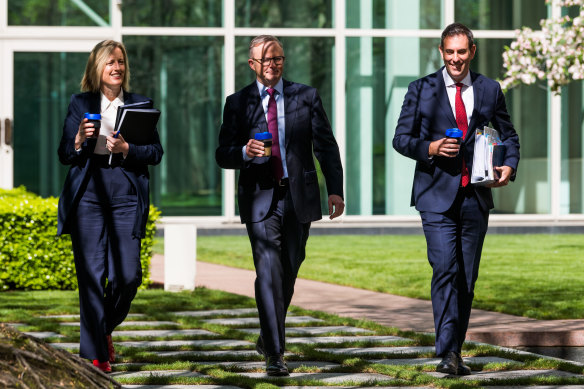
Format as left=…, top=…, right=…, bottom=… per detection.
left=111, top=370, right=206, bottom=379
left=370, top=356, right=517, bottom=366
left=203, top=316, right=322, bottom=326
left=427, top=369, right=581, bottom=380
left=317, top=346, right=435, bottom=356
left=41, top=313, right=145, bottom=319
left=237, top=372, right=393, bottom=383
left=122, top=384, right=241, bottom=389
left=172, top=308, right=258, bottom=317
left=60, top=320, right=179, bottom=327
left=239, top=326, right=372, bottom=335
left=23, top=331, right=64, bottom=339
left=5, top=323, right=24, bottom=328
left=52, top=339, right=252, bottom=350
left=152, top=350, right=262, bottom=358
left=194, top=360, right=340, bottom=370
left=286, top=335, right=408, bottom=345
left=112, top=329, right=217, bottom=337
left=118, top=339, right=253, bottom=348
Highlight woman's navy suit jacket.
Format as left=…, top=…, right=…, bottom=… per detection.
left=57, top=91, right=163, bottom=239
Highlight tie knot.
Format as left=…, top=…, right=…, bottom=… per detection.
left=456, top=82, right=464, bottom=91
left=266, top=88, right=275, bottom=97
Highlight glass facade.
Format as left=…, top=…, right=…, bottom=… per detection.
left=8, top=0, right=110, bottom=26
left=2, top=0, right=582, bottom=220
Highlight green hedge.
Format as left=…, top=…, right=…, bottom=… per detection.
left=0, top=187, right=159, bottom=291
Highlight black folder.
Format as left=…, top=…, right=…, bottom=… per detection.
left=115, top=102, right=161, bottom=145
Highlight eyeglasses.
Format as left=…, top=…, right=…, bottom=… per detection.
left=251, top=56, right=286, bottom=66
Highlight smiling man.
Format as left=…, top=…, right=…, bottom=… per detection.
left=393, top=23, right=520, bottom=375
left=216, top=35, right=344, bottom=376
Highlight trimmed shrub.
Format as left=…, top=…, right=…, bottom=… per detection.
left=0, top=187, right=159, bottom=291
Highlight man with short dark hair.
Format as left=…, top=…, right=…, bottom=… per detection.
left=216, top=35, right=344, bottom=376
left=393, top=23, right=520, bottom=375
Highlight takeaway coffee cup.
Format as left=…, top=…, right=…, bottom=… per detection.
left=84, top=113, right=101, bottom=138
left=445, top=128, right=463, bottom=144
left=254, top=132, right=272, bottom=156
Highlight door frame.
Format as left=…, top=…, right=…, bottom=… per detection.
left=0, top=39, right=104, bottom=189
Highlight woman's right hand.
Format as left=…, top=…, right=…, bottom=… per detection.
left=74, top=118, right=98, bottom=149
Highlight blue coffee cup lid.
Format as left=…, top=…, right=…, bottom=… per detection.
left=254, top=132, right=272, bottom=140
left=84, top=113, right=101, bottom=120
left=445, top=128, right=463, bottom=138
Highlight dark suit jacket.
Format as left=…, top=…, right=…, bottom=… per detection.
left=216, top=79, right=343, bottom=224
left=393, top=68, right=520, bottom=213
left=57, top=91, right=164, bottom=238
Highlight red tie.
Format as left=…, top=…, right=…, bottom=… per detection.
left=266, top=88, right=283, bottom=180
left=455, top=83, right=470, bottom=187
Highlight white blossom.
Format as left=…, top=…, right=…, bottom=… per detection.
left=501, top=0, right=584, bottom=94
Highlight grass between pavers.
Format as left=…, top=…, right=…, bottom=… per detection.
left=189, top=234, right=584, bottom=320
left=1, top=288, right=583, bottom=388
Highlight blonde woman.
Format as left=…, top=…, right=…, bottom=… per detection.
left=57, top=40, right=163, bottom=372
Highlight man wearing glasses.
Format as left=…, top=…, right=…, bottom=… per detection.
left=216, top=35, right=344, bottom=376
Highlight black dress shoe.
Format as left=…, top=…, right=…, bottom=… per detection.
left=266, top=355, right=289, bottom=376
left=436, top=351, right=458, bottom=375
left=457, top=353, right=472, bottom=375
left=255, top=336, right=265, bottom=356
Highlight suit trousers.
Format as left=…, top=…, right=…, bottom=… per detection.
left=420, top=186, right=489, bottom=357
left=246, top=184, right=311, bottom=357
left=70, top=156, right=142, bottom=361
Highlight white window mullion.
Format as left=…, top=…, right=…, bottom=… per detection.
left=222, top=0, right=236, bottom=221
left=334, top=0, right=346, bottom=215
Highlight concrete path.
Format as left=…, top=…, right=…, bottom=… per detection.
left=150, top=254, right=584, bottom=347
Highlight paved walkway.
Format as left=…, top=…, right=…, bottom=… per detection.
left=151, top=255, right=584, bottom=348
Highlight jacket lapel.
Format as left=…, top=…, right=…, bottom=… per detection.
left=245, top=83, right=266, bottom=129
left=467, top=71, right=484, bottom=143
left=435, top=69, right=457, bottom=129
left=283, top=79, right=298, bottom=149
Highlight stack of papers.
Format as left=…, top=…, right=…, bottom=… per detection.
left=471, top=126, right=506, bottom=186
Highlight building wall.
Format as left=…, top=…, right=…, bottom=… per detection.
left=2, top=0, right=584, bottom=221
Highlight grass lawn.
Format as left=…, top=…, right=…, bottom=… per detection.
left=2, top=289, right=583, bottom=388
left=185, top=234, right=584, bottom=320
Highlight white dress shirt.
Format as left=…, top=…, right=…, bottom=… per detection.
left=442, top=68, right=473, bottom=129
left=94, top=90, right=124, bottom=155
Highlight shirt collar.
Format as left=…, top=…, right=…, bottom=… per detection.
left=100, top=89, right=124, bottom=112
left=256, top=78, right=284, bottom=97
left=442, top=67, right=472, bottom=88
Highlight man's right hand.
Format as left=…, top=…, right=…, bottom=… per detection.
left=429, top=138, right=461, bottom=158
left=245, top=139, right=266, bottom=158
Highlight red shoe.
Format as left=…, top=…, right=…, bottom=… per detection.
left=92, top=359, right=112, bottom=373
left=106, top=334, right=115, bottom=363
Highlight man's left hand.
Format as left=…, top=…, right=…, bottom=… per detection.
left=488, top=165, right=513, bottom=188
left=328, top=195, right=345, bottom=220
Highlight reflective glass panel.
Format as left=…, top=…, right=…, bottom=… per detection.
left=346, top=37, right=441, bottom=216
left=235, top=36, right=334, bottom=214
left=347, top=37, right=549, bottom=216
left=455, top=0, right=547, bottom=30
left=13, top=52, right=86, bottom=197
left=235, top=0, right=332, bottom=28
left=474, top=39, right=549, bottom=214
left=124, top=36, right=223, bottom=216
left=561, top=81, right=584, bottom=214
left=346, top=0, right=441, bottom=29
left=8, top=0, right=109, bottom=26
left=122, top=0, right=221, bottom=27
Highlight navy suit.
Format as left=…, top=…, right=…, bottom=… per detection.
left=57, top=91, right=163, bottom=361
left=393, top=68, right=519, bottom=356
left=216, top=79, right=343, bottom=356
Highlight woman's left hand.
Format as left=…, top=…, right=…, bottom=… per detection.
left=106, top=132, right=129, bottom=158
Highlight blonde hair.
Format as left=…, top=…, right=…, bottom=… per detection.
left=80, top=40, right=131, bottom=92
